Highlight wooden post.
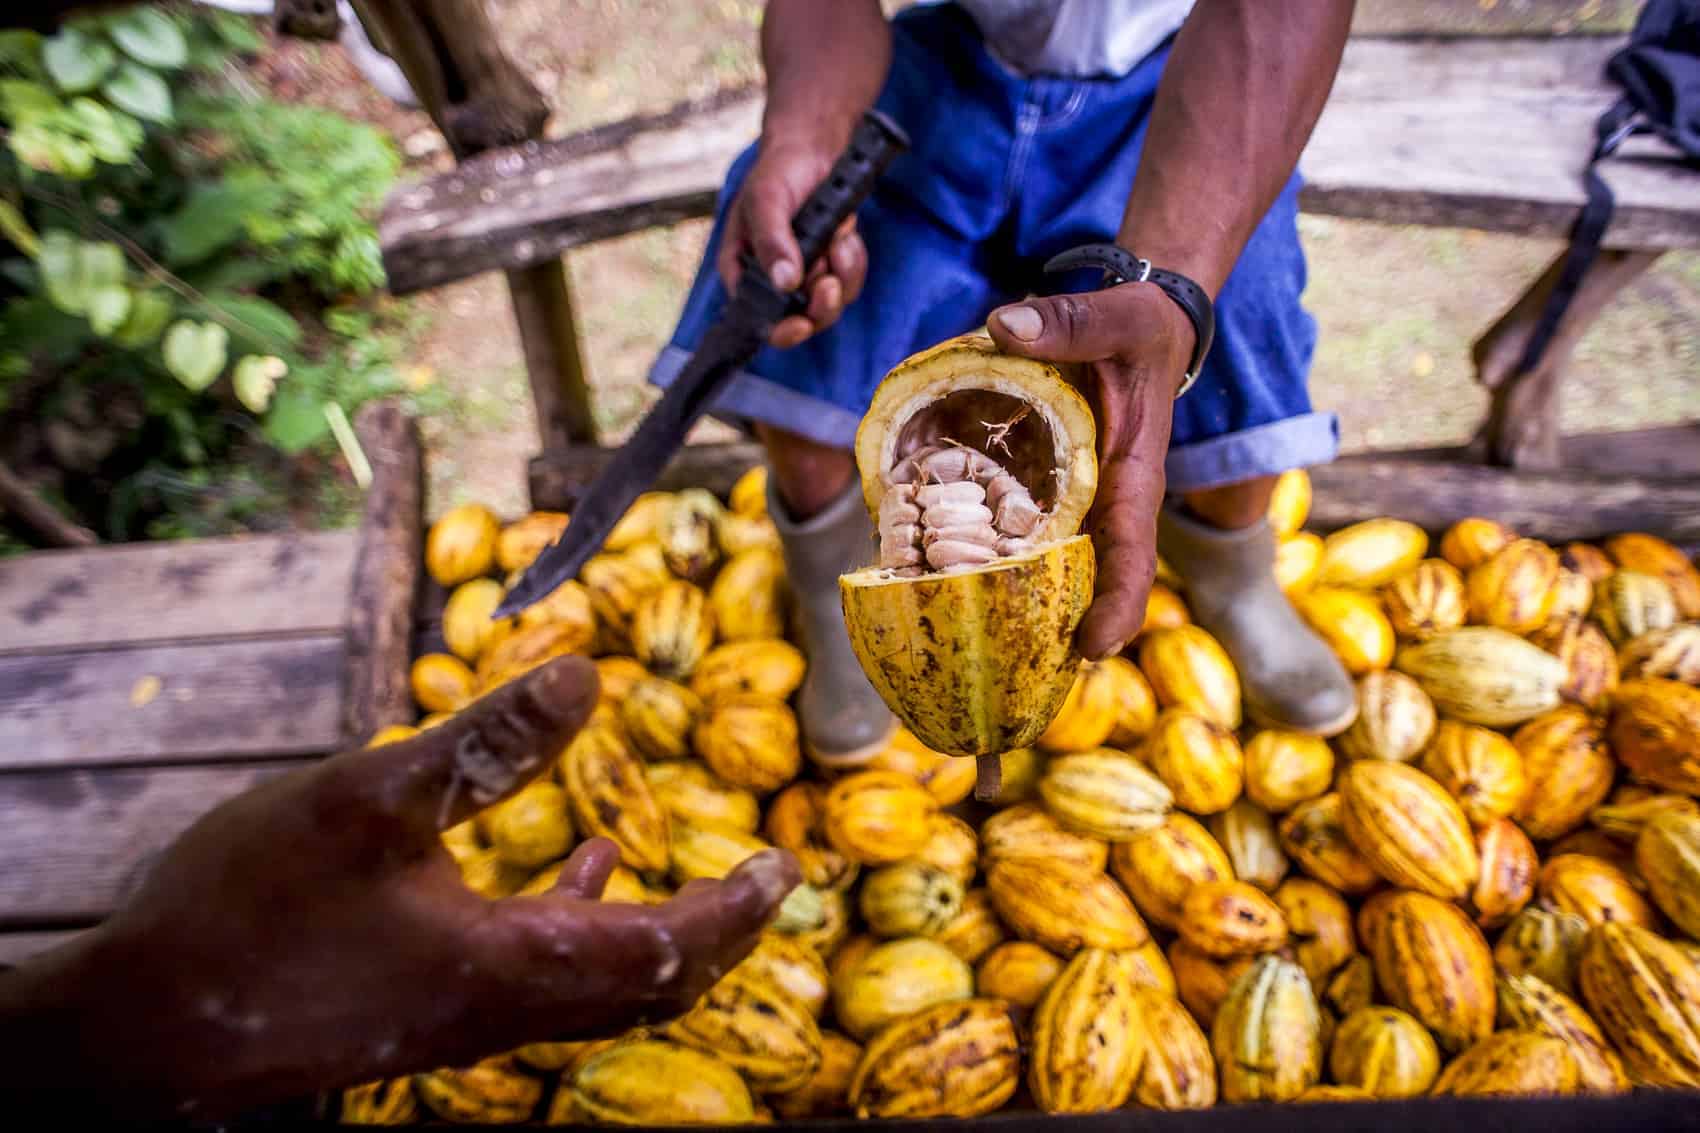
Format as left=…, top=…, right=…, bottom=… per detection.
left=350, top=0, right=598, bottom=451
left=0, top=459, right=96, bottom=548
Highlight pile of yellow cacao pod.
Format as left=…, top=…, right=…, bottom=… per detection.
left=342, top=465, right=1700, bottom=1125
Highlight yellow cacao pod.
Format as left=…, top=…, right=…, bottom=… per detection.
left=1140, top=582, right=1193, bottom=635
left=693, top=694, right=801, bottom=794
left=1110, top=812, right=1234, bottom=930
left=1636, top=810, right=1700, bottom=939
left=1138, top=624, right=1242, bottom=730
left=1273, top=878, right=1354, bottom=989
left=1563, top=541, right=1617, bottom=581
left=495, top=510, right=569, bottom=575
left=1420, top=720, right=1529, bottom=828
left=768, top=1030, right=859, bottom=1120
left=986, top=746, right=1045, bottom=806
left=859, top=861, right=964, bottom=938
left=1619, top=623, right=1700, bottom=685
left=668, top=823, right=771, bottom=886
left=478, top=781, right=572, bottom=869
left=1318, top=518, right=1429, bottom=589
left=1513, top=705, right=1617, bottom=840
left=1593, top=788, right=1700, bottom=842
left=1140, top=709, right=1244, bottom=816
left=709, top=547, right=785, bottom=642
left=629, top=579, right=715, bottom=680
left=1328, top=1006, right=1439, bottom=1098
left=764, top=783, right=856, bottom=891
left=986, top=859, right=1148, bottom=954
left=1467, top=538, right=1560, bottom=633
left=1037, top=660, right=1120, bottom=753
left=1097, top=655, right=1159, bottom=747
left=425, top=503, right=500, bottom=588
left=664, top=969, right=822, bottom=1092
left=1441, top=516, right=1517, bottom=572
left=1336, top=670, right=1436, bottom=762
left=1244, top=729, right=1333, bottom=813
left=1294, top=586, right=1395, bottom=675
left=1595, top=570, right=1679, bottom=646
left=604, top=492, right=672, bottom=553
left=1470, top=817, right=1538, bottom=929
left=976, top=941, right=1062, bottom=1009
left=735, top=933, right=831, bottom=1019
left=659, top=488, right=724, bottom=584
left=1394, top=626, right=1564, bottom=726
left=1038, top=748, right=1173, bottom=840
left=619, top=677, right=702, bottom=762
left=868, top=728, right=977, bottom=807
left=443, top=578, right=512, bottom=664
left=340, top=1078, right=420, bottom=1125
left=728, top=465, right=768, bottom=518
left=410, top=652, right=476, bottom=713
left=580, top=553, right=662, bottom=653
left=1432, top=1031, right=1581, bottom=1097
left=822, top=770, right=936, bottom=865
left=646, top=759, right=759, bottom=835
left=1169, top=939, right=1254, bottom=1030
left=367, top=724, right=420, bottom=748
left=1383, top=558, right=1467, bottom=642
left=834, top=937, right=973, bottom=1041
left=476, top=618, right=593, bottom=692
left=1127, top=988, right=1217, bottom=1109
left=1552, top=828, right=1637, bottom=865
left=1364, top=889, right=1495, bottom=1051
left=830, top=935, right=878, bottom=1002
left=413, top=1056, right=540, bottom=1124
left=1496, top=904, right=1590, bottom=999
left=715, top=511, right=775, bottom=565
left=1529, top=616, right=1619, bottom=711
left=591, top=656, right=647, bottom=706
left=620, top=539, right=671, bottom=583
left=1325, top=953, right=1375, bottom=1020
left=516, top=577, right=596, bottom=644
left=1610, top=678, right=1700, bottom=793
left=1339, top=761, right=1480, bottom=899
left=458, top=846, right=528, bottom=899
left=795, top=887, right=851, bottom=957
left=1579, top=921, right=1700, bottom=1087
left=1212, top=798, right=1292, bottom=892
left=565, top=1040, right=753, bottom=1126
left=1028, top=948, right=1142, bottom=1113
left=1549, top=568, right=1596, bottom=624
left=933, top=887, right=1006, bottom=965
left=980, top=802, right=1108, bottom=875
left=689, top=639, right=806, bottom=706
left=1605, top=532, right=1700, bottom=619
left=1267, top=468, right=1311, bottom=536
left=559, top=724, right=669, bottom=872
left=1498, top=972, right=1630, bottom=1093
left=1539, top=853, right=1658, bottom=930
left=1296, top=1085, right=1374, bottom=1103
left=1278, top=793, right=1380, bottom=895
left=1178, top=880, right=1288, bottom=959
left=1113, top=941, right=1175, bottom=997
left=914, top=813, right=978, bottom=885
left=1274, top=531, right=1325, bottom=594
left=1211, top=955, right=1323, bottom=1103
left=848, top=998, right=1020, bottom=1119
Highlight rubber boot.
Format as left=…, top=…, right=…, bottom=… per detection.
left=770, top=477, right=896, bottom=769
left=1157, top=505, right=1358, bottom=737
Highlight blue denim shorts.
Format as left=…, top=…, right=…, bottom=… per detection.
left=651, top=2, right=1338, bottom=492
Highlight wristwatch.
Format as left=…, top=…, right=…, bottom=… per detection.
left=1043, top=243, right=1216, bottom=398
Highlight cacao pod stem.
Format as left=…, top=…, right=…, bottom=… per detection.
left=977, top=754, right=1002, bottom=802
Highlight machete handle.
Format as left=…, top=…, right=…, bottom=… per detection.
left=789, top=109, right=909, bottom=270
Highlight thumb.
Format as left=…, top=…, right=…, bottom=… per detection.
left=988, top=288, right=1139, bottom=364
left=744, top=178, right=804, bottom=291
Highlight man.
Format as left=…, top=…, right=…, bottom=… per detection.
left=657, top=0, right=1361, bottom=763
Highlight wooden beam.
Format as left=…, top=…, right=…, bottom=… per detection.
left=341, top=403, right=423, bottom=747
left=0, top=459, right=95, bottom=549
left=528, top=440, right=765, bottom=512
left=1351, top=0, right=1637, bottom=36
left=507, top=263, right=597, bottom=449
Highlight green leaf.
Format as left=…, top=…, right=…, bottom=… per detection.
left=112, top=288, right=173, bottom=348
left=204, top=10, right=265, bottom=55
left=102, top=62, right=171, bottom=124
left=200, top=293, right=303, bottom=353
left=0, top=31, right=47, bottom=80
left=0, top=79, right=62, bottom=122
left=66, top=97, right=141, bottom=164
left=109, top=9, right=187, bottom=69
left=43, top=29, right=116, bottom=94
left=232, top=354, right=286, bottom=413
left=37, top=233, right=124, bottom=314
left=0, top=201, right=40, bottom=258
left=85, top=283, right=131, bottom=336
left=264, top=386, right=329, bottom=452
left=157, top=181, right=259, bottom=265
left=162, top=319, right=228, bottom=391
left=9, top=121, right=95, bottom=177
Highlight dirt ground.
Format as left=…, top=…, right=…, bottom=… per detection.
left=267, top=0, right=1698, bottom=519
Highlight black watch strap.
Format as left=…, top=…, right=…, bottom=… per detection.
left=1042, top=243, right=1216, bottom=397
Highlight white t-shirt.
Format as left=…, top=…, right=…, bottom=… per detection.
left=948, top=0, right=1195, bottom=78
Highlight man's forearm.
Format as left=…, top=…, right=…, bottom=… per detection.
left=1119, top=0, right=1353, bottom=298
left=760, top=0, right=891, bottom=152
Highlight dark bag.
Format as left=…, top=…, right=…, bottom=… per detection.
left=1516, top=0, right=1700, bottom=373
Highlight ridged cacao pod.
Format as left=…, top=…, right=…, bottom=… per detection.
left=729, top=465, right=767, bottom=518
left=689, top=639, right=807, bottom=706
left=1038, top=747, right=1173, bottom=840
left=476, top=620, right=593, bottom=693
left=592, top=656, right=647, bottom=706
left=933, top=887, right=1006, bottom=965
left=1467, top=538, right=1560, bottom=634
left=859, top=861, right=964, bottom=938
left=822, top=770, right=936, bottom=865
left=668, top=823, right=771, bottom=886
left=915, top=813, right=978, bottom=885
left=1103, top=655, right=1160, bottom=747
left=1432, top=1032, right=1581, bottom=1097
left=693, top=695, right=800, bottom=794
left=1127, top=988, right=1217, bottom=1109
left=1140, top=709, right=1244, bottom=815
left=987, top=859, right=1148, bottom=955
left=413, top=1056, right=540, bottom=1124
left=622, top=539, right=670, bottom=582
left=1319, top=519, right=1429, bottom=589
left=425, top=503, right=499, bottom=587
left=985, top=747, right=1045, bottom=806
left=1328, top=1006, right=1439, bottom=1098
left=980, top=802, right=1108, bottom=875
left=1326, top=953, right=1375, bottom=1020
left=1339, top=761, right=1480, bottom=899
left=708, top=547, right=785, bottom=642
left=1296, top=1085, right=1374, bottom=1103
left=976, top=940, right=1063, bottom=1009
left=833, top=938, right=973, bottom=1041
left=657, top=488, right=724, bottom=584
left=1382, top=558, right=1467, bottom=642
left=1275, top=531, right=1324, bottom=594
left=1579, top=921, right=1700, bottom=1087
left=442, top=578, right=511, bottom=664
left=1636, top=810, right=1700, bottom=938
left=604, top=492, right=671, bottom=552
left=1619, top=623, right=1700, bottom=685
left=1037, top=661, right=1121, bottom=753
left=1471, top=817, right=1538, bottom=929
left=1138, top=625, right=1242, bottom=730
left=1279, top=793, right=1380, bottom=895
left=340, top=1079, right=419, bottom=1125
left=1495, top=906, right=1590, bottom=996
left=1110, top=812, right=1234, bottom=929
left=566, top=1040, right=753, bottom=1125
left=1211, top=955, right=1324, bottom=1102
left=1213, top=798, right=1292, bottom=891
left=771, top=882, right=829, bottom=939
left=1563, top=542, right=1617, bottom=582
left=768, top=1030, right=859, bottom=1120
left=1610, top=679, right=1700, bottom=793
left=1169, top=938, right=1254, bottom=1030
left=1592, top=787, right=1700, bottom=842
left=1420, top=720, right=1529, bottom=828
left=580, top=551, right=665, bottom=652
left=737, top=932, right=831, bottom=1019
left=1595, top=571, right=1679, bottom=646
left=1364, top=889, right=1495, bottom=1051
left=1337, top=670, right=1436, bottom=762
left=1513, top=705, right=1617, bottom=840
left=1267, top=468, right=1311, bottom=536
left=1118, top=939, right=1178, bottom=995
left=629, top=580, right=715, bottom=680
left=620, top=677, right=703, bottom=762
left=794, top=887, right=851, bottom=957
left=410, top=653, right=476, bottom=713
left=1605, top=532, right=1700, bottom=619
left=1549, top=569, right=1596, bottom=624
left=478, top=781, right=572, bottom=869
left=1539, top=853, right=1658, bottom=930
left=1395, top=627, right=1564, bottom=726
left=1294, top=586, right=1396, bottom=675
left=764, top=783, right=855, bottom=891
left=848, top=999, right=1020, bottom=1118
left=1528, top=617, right=1619, bottom=711
left=647, top=760, right=759, bottom=836
left=1275, top=878, right=1354, bottom=989
left=1441, top=517, right=1516, bottom=572
left=1178, top=880, right=1288, bottom=959
left=1140, top=583, right=1193, bottom=635
left=720, top=512, right=781, bottom=558
left=1028, top=948, right=1142, bottom=1113
left=868, top=728, right=978, bottom=807
left=559, top=724, right=669, bottom=872
left=664, top=969, right=822, bottom=1092
left=1244, top=730, right=1334, bottom=813
left=494, top=510, right=569, bottom=575
left=514, top=578, right=596, bottom=650
left=1497, top=972, right=1630, bottom=1093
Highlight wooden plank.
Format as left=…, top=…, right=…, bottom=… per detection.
left=0, top=637, right=345, bottom=771
left=0, top=531, right=358, bottom=656
left=0, top=930, right=84, bottom=968
left=0, top=763, right=300, bottom=925
left=1337, top=423, right=1700, bottom=481
left=1352, top=0, right=1637, bottom=37
left=529, top=440, right=766, bottom=512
